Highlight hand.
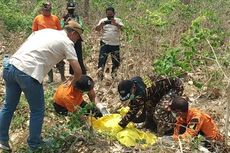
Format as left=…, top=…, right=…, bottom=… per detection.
left=111, top=124, right=123, bottom=134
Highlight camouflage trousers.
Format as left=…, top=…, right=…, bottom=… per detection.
left=153, top=100, right=176, bottom=136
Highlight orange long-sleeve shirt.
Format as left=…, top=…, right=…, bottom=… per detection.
left=173, top=108, right=223, bottom=141
left=32, top=14, right=62, bottom=31
left=54, top=84, right=83, bottom=112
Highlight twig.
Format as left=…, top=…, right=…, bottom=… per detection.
left=178, top=138, right=183, bottom=153
left=206, top=39, right=230, bottom=139
left=100, top=79, right=116, bottom=103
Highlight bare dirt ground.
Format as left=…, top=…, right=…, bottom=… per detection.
left=0, top=24, right=229, bottom=152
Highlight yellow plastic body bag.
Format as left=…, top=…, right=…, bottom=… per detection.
left=88, top=107, right=158, bottom=147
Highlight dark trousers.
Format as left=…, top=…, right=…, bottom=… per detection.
left=53, top=101, right=102, bottom=117
left=48, top=60, right=65, bottom=82
left=98, top=41, right=120, bottom=72
left=69, top=40, right=87, bottom=75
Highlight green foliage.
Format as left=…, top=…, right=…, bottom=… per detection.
left=153, top=4, right=226, bottom=79
left=0, top=0, right=35, bottom=32
left=67, top=102, right=95, bottom=130
left=153, top=47, right=191, bottom=76
left=189, top=135, right=205, bottom=151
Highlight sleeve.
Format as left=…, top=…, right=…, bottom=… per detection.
left=64, top=101, right=76, bottom=112
left=55, top=16, right=62, bottom=30
left=171, top=77, right=184, bottom=96
left=173, top=117, right=184, bottom=140
left=96, top=18, right=105, bottom=26
left=177, top=115, right=204, bottom=141
left=178, top=116, right=204, bottom=141
left=63, top=42, right=78, bottom=61
left=116, top=18, right=124, bottom=27
left=32, top=17, right=38, bottom=32
left=118, top=97, right=145, bottom=128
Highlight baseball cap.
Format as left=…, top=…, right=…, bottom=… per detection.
left=67, top=1, right=76, bottom=9
left=74, top=75, right=94, bottom=92
left=118, top=80, right=134, bottom=101
left=65, top=20, right=84, bottom=41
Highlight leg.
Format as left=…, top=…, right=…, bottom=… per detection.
left=154, top=102, right=176, bottom=136
left=47, top=69, right=53, bottom=83
left=0, top=65, right=21, bottom=144
left=56, top=60, right=66, bottom=81
left=53, top=103, right=68, bottom=116
left=75, top=41, right=87, bottom=74
left=69, top=41, right=87, bottom=75
left=97, top=41, right=109, bottom=80
left=110, top=46, right=120, bottom=79
left=14, top=68, right=45, bottom=149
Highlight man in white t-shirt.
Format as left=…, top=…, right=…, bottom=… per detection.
left=0, top=20, right=83, bottom=151
left=95, top=6, right=124, bottom=80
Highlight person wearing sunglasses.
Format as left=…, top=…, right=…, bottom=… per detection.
left=53, top=75, right=108, bottom=117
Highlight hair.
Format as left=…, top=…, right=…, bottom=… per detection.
left=74, top=75, right=94, bottom=92
left=106, top=6, right=115, bottom=13
left=170, top=96, right=188, bottom=112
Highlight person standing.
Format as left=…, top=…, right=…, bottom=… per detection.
left=0, top=20, right=83, bottom=151
left=95, top=6, right=124, bottom=80
left=32, top=1, right=65, bottom=83
left=61, top=1, right=87, bottom=75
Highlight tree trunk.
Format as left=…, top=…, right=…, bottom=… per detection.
left=225, top=81, right=230, bottom=139
left=84, top=0, right=89, bottom=23
left=181, top=0, right=191, bottom=5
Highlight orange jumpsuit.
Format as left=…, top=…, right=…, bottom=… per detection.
left=173, top=108, right=223, bottom=141
left=54, top=84, right=83, bottom=112
left=32, top=14, right=62, bottom=31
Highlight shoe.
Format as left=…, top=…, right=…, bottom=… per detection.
left=0, top=141, right=11, bottom=151
left=111, top=69, right=118, bottom=79
left=46, top=79, right=53, bottom=84
left=97, top=68, right=104, bottom=81
left=111, top=72, right=117, bottom=79
left=28, top=139, right=53, bottom=152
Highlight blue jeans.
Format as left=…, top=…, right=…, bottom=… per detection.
left=0, top=65, right=45, bottom=149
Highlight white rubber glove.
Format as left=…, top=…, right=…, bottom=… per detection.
left=96, top=103, right=109, bottom=116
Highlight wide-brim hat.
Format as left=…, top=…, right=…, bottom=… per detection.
left=118, top=80, right=134, bottom=101
left=65, top=20, right=84, bottom=41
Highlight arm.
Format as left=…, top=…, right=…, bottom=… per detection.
left=171, top=77, right=184, bottom=95
left=32, top=17, right=38, bottom=32
left=173, top=117, right=185, bottom=140
left=55, top=16, right=62, bottom=30
left=95, top=20, right=105, bottom=31
left=118, top=98, right=145, bottom=128
left=87, top=89, right=98, bottom=104
left=68, top=59, right=82, bottom=85
left=111, top=18, right=124, bottom=30
left=180, top=117, right=204, bottom=140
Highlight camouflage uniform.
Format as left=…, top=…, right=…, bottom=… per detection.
left=118, top=76, right=184, bottom=134
left=154, top=94, right=176, bottom=136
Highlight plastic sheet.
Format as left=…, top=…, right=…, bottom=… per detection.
left=88, top=107, right=157, bottom=147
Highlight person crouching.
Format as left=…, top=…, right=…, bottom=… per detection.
left=53, top=75, right=108, bottom=117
